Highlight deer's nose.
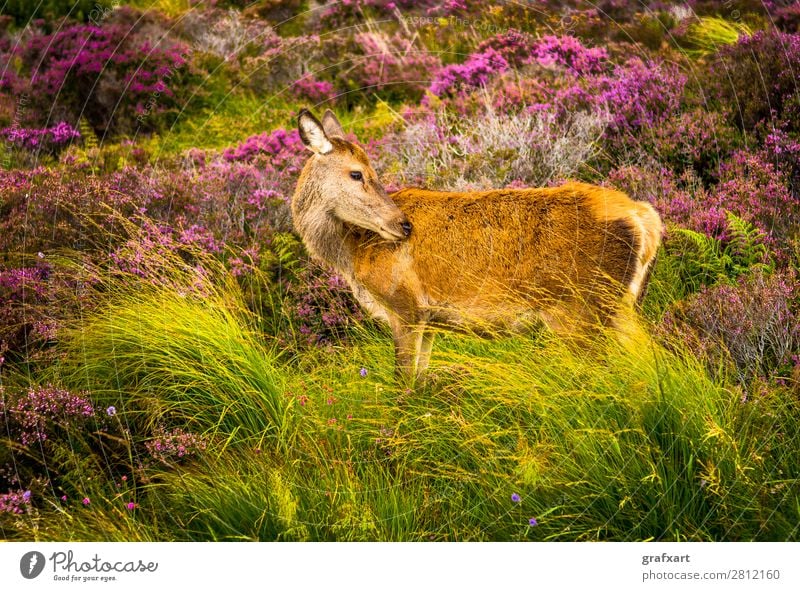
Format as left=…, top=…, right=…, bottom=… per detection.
left=401, top=221, right=412, bottom=237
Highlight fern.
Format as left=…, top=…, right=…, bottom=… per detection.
left=641, top=213, right=774, bottom=320
left=271, top=233, right=304, bottom=276
left=724, top=211, right=773, bottom=275
left=666, top=227, right=727, bottom=290
left=78, top=117, right=98, bottom=151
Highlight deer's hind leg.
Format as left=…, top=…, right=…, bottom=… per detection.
left=537, top=297, right=617, bottom=354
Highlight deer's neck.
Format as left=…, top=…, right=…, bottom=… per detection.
left=292, top=178, right=355, bottom=277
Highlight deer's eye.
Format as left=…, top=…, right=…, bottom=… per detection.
left=349, top=171, right=363, bottom=181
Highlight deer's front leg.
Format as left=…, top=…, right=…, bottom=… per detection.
left=389, top=318, right=425, bottom=384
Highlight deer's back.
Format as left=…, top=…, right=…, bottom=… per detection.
left=350, top=182, right=653, bottom=326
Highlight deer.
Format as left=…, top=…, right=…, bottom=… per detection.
left=291, top=108, right=663, bottom=384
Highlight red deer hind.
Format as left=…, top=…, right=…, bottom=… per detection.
left=292, top=109, right=663, bottom=383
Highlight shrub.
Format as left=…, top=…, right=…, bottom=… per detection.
left=178, top=8, right=268, bottom=61
left=429, top=34, right=607, bottom=102
left=241, top=34, right=327, bottom=95
left=0, top=384, right=95, bottom=446
left=222, top=127, right=304, bottom=165
left=481, top=73, right=554, bottom=114
left=773, top=4, right=800, bottom=33
left=1, top=0, right=112, bottom=26
left=501, top=56, right=689, bottom=158
left=257, top=232, right=365, bottom=348
left=711, top=148, right=800, bottom=247
left=0, top=265, right=44, bottom=358
left=474, top=29, right=536, bottom=68
left=0, top=489, right=31, bottom=514
left=0, top=168, right=145, bottom=254
left=339, top=32, right=441, bottom=103
left=649, top=108, right=740, bottom=180
left=146, top=427, right=209, bottom=464
left=108, top=219, right=220, bottom=285
left=595, top=57, right=687, bottom=138
left=131, top=159, right=294, bottom=250
left=291, top=76, right=337, bottom=105
left=288, top=265, right=366, bottom=347
left=0, top=122, right=80, bottom=165
left=315, top=0, right=463, bottom=29
left=527, top=34, right=609, bottom=75
left=605, top=162, right=684, bottom=211
left=17, top=19, right=194, bottom=136
left=429, top=47, right=508, bottom=98
left=709, top=30, right=800, bottom=133
left=661, top=270, right=798, bottom=383
left=378, top=103, right=606, bottom=190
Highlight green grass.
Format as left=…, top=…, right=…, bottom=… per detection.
left=142, top=90, right=293, bottom=160
left=8, top=266, right=798, bottom=542
left=684, top=16, right=753, bottom=56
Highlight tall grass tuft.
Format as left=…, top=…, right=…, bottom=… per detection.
left=685, top=16, right=753, bottom=56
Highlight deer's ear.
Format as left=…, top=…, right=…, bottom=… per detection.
left=321, top=109, right=345, bottom=139
left=298, top=109, right=333, bottom=155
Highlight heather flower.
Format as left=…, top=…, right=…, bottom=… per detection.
left=178, top=225, right=221, bottom=253
left=528, top=35, right=608, bottom=75
left=709, top=149, right=799, bottom=246
left=340, top=32, right=441, bottom=101
left=146, top=427, right=208, bottom=463
left=0, top=122, right=80, bottom=153
left=597, top=58, right=687, bottom=136
left=429, top=48, right=509, bottom=98
left=710, top=30, right=800, bottom=133
left=223, top=127, right=305, bottom=165
left=20, top=21, right=193, bottom=135
left=475, top=29, right=536, bottom=67
left=511, top=493, right=521, bottom=503
left=288, top=265, right=365, bottom=347
left=649, top=108, right=740, bottom=180
left=292, top=75, right=337, bottom=104
left=0, top=489, right=31, bottom=514
left=49, top=121, right=81, bottom=144
left=661, top=270, right=798, bottom=382
left=0, top=384, right=94, bottom=445
left=82, top=497, right=90, bottom=505
left=126, top=502, right=136, bottom=510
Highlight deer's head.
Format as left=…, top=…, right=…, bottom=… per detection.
left=295, top=109, right=412, bottom=241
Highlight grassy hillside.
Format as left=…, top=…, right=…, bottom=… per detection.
left=1, top=1, right=799, bottom=540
